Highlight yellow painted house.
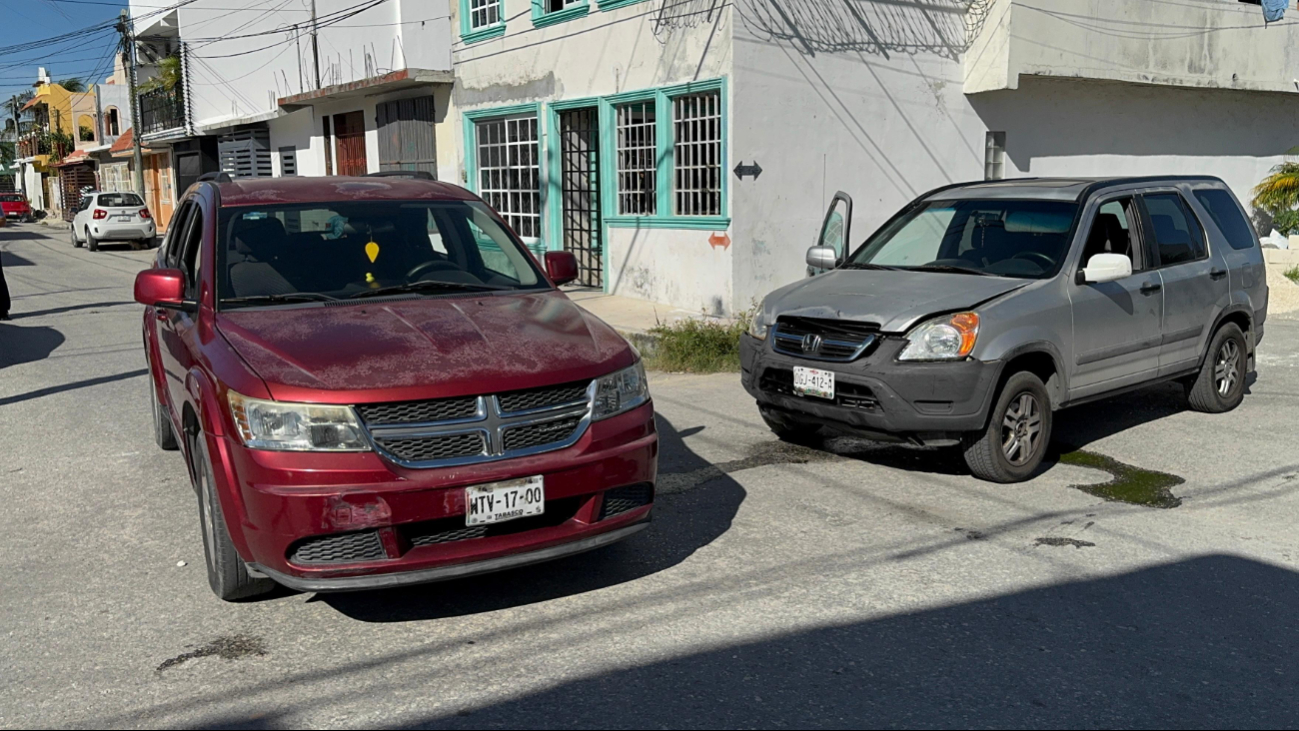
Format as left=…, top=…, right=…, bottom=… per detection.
left=18, top=80, right=76, bottom=169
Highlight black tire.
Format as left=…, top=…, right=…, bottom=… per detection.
left=192, top=436, right=276, bottom=601
left=760, top=407, right=822, bottom=446
left=963, top=371, right=1053, bottom=483
left=1187, top=323, right=1247, bottom=414
left=150, top=378, right=179, bottom=451
left=70, top=227, right=81, bottom=248
left=86, top=231, right=99, bottom=252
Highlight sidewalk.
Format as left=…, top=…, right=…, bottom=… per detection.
left=564, top=287, right=702, bottom=353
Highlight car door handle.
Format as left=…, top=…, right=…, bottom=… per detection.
left=1139, top=282, right=1162, bottom=295
left=1209, top=268, right=1228, bottom=280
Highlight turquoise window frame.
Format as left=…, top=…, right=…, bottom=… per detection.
left=463, top=103, right=548, bottom=256
left=459, top=0, right=507, bottom=44
left=596, top=0, right=650, bottom=11
left=532, top=0, right=590, bottom=28
left=601, top=78, right=729, bottom=230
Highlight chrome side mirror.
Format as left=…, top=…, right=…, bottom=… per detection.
left=806, top=246, right=838, bottom=271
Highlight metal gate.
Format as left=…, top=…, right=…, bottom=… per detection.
left=376, top=96, right=437, bottom=177
left=558, top=107, right=602, bottom=287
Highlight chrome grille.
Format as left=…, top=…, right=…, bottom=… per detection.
left=772, top=316, right=880, bottom=362
left=357, top=381, right=595, bottom=469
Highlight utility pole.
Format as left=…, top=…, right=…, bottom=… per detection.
left=117, top=10, right=146, bottom=197
left=310, top=0, right=321, bottom=90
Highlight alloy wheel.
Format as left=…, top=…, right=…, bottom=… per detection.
left=1001, top=392, right=1042, bottom=466
left=1215, top=340, right=1241, bottom=397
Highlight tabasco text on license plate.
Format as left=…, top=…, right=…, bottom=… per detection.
left=465, top=475, right=545, bottom=526
left=793, top=366, right=835, bottom=400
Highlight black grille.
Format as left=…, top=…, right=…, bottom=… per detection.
left=357, top=396, right=478, bottom=425
left=758, top=368, right=880, bottom=411
left=599, top=483, right=654, bottom=520
left=773, top=316, right=880, bottom=362
left=289, top=530, right=386, bottom=565
left=375, top=432, right=485, bottom=462
left=498, top=381, right=591, bottom=413
left=402, top=497, right=583, bottom=547
left=502, top=416, right=583, bottom=451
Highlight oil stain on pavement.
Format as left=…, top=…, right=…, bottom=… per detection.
left=157, top=635, right=267, bottom=674
left=657, top=441, right=838, bottom=495
left=1035, top=536, right=1096, bottom=549
left=1054, top=448, right=1184, bottom=508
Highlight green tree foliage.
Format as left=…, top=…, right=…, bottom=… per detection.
left=1251, top=162, right=1299, bottom=216
left=138, top=56, right=181, bottom=93
left=57, top=78, right=86, bottom=93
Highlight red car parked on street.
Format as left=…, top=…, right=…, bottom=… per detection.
left=1, top=192, right=34, bottom=222
left=134, top=174, right=657, bottom=600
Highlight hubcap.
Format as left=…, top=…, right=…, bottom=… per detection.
left=1214, top=340, right=1241, bottom=397
left=1001, top=392, right=1042, bottom=466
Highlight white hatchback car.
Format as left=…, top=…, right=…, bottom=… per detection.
left=71, top=191, right=157, bottom=251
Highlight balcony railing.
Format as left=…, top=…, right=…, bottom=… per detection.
left=139, top=81, right=186, bottom=136
left=17, top=133, right=49, bottom=159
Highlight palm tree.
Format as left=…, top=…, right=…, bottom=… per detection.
left=1251, top=162, right=1299, bottom=216
left=57, top=78, right=85, bottom=93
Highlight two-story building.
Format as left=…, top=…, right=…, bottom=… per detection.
left=448, top=0, right=1299, bottom=314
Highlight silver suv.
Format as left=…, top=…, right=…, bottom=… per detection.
left=741, top=177, right=1268, bottom=482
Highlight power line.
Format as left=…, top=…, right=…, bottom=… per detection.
left=41, top=0, right=311, bottom=9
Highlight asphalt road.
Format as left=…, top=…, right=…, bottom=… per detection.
left=3, top=223, right=1299, bottom=729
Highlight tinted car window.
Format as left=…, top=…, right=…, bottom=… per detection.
left=1193, top=189, right=1257, bottom=251
left=848, top=199, right=1078, bottom=279
left=96, top=192, right=144, bottom=207
left=217, top=200, right=547, bottom=305
left=1080, top=198, right=1143, bottom=271
left=1144, top=193, right=1205, bottom=266
left=0, top=194, right=23, bottom=203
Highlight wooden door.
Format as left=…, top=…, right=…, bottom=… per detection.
left=333, top=111, right=367, bottom=176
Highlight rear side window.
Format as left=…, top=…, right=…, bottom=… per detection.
left=1193, top=189, right=1257, bottom=251
left=1144, top=193, right=1206, bottom=266
left=97, top=192, right=144, bottom=207
left=0, top=194, right=23, bottom=202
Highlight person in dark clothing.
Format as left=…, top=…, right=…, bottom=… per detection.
left=0, top=247, right=10, bottom=320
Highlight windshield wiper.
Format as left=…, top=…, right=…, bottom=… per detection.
left=911, top=264, right=995, bottom=277
left=840, top=262, right=900, bottom=271
left=347, top=280, right=510, bottom=299
left=222, top=293, right=337, bottom=306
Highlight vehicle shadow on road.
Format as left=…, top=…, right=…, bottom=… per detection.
left=0, top=321, right=66, bottom=370
left=319, top=414, right=745, bottom=622
left=402, top=555, right=1299, bottom=729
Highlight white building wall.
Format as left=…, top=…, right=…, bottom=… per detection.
left=731, top=0, right=1299, bottom=311
left=452, top=0, right=734, bottom=314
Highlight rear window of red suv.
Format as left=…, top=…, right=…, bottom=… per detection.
left=0, top=194, right=24, bottom=203
left=216, top=199, right=549, bottom=306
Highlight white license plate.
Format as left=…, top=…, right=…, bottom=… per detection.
left=113, top=215, right=132, bottom=222
left=793, top=366, right=835, bottom=400
left=465, top=475, right=545, bottom=526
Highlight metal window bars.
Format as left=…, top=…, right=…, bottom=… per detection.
left=615, top=101, right=657, bottom=216
left=470, top=0, right=502, bottom=30
left=476, top=116, right=542, bottom=239
left=673, top=91, right=722, bottom=217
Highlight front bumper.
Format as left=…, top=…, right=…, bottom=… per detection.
left=208, top=402, right=658, bottom=590
left=740, top=334, right=1000, bottom=440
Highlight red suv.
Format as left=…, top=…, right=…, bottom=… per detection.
left=133, top=175, right=657, bottom=600
left=1, top=192, right=33, bottom=222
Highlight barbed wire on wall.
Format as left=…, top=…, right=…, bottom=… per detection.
left=733, top=0, right=996, bottom=60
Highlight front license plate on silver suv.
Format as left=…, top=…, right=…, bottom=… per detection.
left=465, top=475, right=545, bottom=526
left=793, top=366, right=835, bottom=400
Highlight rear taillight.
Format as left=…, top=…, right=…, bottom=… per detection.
left=92, top=209, right=107, bottom=220
left=139, top=208, right=151, bottom=219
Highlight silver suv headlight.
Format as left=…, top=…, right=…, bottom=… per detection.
left=747, top=308, right=770, bottom=341
left=898, top=312, right=981, bottom=361
left=592, top=361, right=650, bottom=421
left=227, top=391, right=370, bottom=451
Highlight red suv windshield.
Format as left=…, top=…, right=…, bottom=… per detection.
left=217, top=200, right=549, bottom=306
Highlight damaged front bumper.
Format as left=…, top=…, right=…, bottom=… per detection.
left=740, top=333, right=1001, bottom=443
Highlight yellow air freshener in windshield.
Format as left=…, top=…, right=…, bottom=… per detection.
left=365, top=272, right=378, bottom=289
left=365, top=241, right=380, bottom=263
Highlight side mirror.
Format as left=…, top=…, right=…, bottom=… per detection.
left=134, top=268, right=189, bottom=310
left=544, top=251, right=579, bottom=286
left=806, top=246, right=839, bottom=271
left=1081, top=253, right=1133, bottom=284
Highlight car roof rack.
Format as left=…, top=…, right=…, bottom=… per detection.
left=364, top=170, right=435, bottom=181
left=197, top=172, right=233, bottom=183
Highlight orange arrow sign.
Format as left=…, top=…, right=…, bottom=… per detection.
left=709, top=232, right=730, bottom=250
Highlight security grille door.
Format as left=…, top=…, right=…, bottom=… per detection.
left=333, top=111, right=368, bottom=176
left=377, top=96, right=436, bottom=177
left=559, top=107, right=602, bottom=287
left=218, top=127, right=273, bottom=179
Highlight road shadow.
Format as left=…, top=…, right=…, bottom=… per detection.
left=10, top=300, right=135, bottom=320
left=0, top=321, right=66, bottom=370
left=401, top=555, right=1299, bottom=729
left=320, top=414, right=745, bottom=622
left=0, top=249, right=36, bottom=267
